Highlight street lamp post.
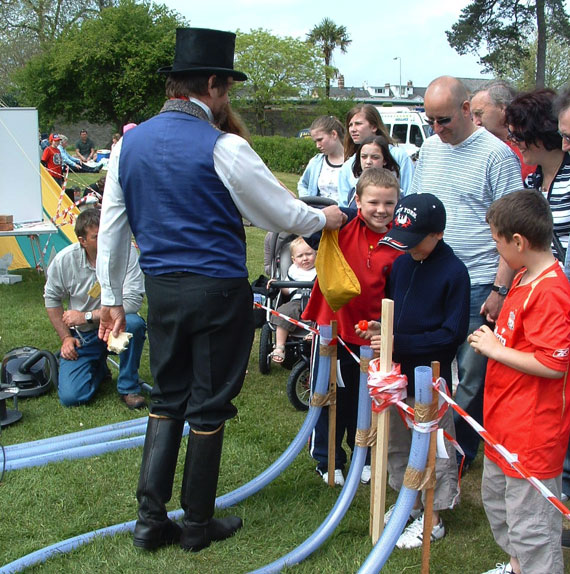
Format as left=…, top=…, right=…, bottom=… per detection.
left=393, top=56, right=401, bottom=98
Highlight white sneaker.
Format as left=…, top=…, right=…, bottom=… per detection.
left=383, top=503, right=423, bottom=526
left=360, top=465, right=371, bottom=484
left=396, top=514, right=445, bottom=549
left=319, top=469, right=345, bottom=486
left=481, top=564, right=514, bottom=574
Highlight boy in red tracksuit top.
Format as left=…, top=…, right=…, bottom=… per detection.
left=303, top=167, right=402, bottom=486
left=41, top=133, right=64, bottom=186
left=469, top=190, right=570, bottom=574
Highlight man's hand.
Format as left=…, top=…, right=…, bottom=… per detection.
left=322, top=205, right=348, bottom=230
left=61, top=335, right=81, bottom=360
left=468, top=325, right=499, bottom=358
left=99, top=305, right=126, bottom=343
left=62, top=309, right=88, bottom=327
left=480, top=290, right=504, bottom=323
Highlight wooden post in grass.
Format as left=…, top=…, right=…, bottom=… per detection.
left=370, top=299, right=393, bottom=542
left=327, top=320, right=338, bottom=487
left=421, top=361, right=440, bottom=574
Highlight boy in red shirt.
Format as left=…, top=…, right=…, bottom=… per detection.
left=303, top=167, right=402, bottom=485
left=41, top=133, right=63, bottom=186
left=469, top=189, right=570, bottom=574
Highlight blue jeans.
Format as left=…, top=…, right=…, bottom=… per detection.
left=453, top=283, right=491, bottom=464
left=58, top=314, right=146, bottom=406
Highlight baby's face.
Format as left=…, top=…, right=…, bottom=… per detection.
left=292, top=243, right=316, bottom=270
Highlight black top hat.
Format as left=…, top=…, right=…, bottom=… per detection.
left=157, top=28, right=247, bottom=81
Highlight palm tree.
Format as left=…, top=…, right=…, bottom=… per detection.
left=306, top=18, right=351, bottom=98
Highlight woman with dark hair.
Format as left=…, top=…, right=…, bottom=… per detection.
left=337, top=104, right=413, bottom=205
left=353, top=135, right=400, bottom=179
left=506, top=89, right=570, bottom=261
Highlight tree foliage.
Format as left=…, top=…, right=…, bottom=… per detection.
left=306, top=18, right=351, bottom=98
left=446, top=0, right=570, bottom=88
left=505, top=34, right=570, bottom=90
left=234, top=28, right=325, bottom=134
left=0, top=0, right=115, bottom=102
left=13, top=0, right=184, bottom=129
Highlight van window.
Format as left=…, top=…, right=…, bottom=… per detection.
left=410, top=124, right=424, bottom=147
left=392, top=124, right=408, bottom=145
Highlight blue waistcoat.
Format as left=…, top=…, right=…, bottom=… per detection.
left=119, top=111, right=247, bottom=278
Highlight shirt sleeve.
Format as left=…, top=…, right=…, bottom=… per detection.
left=390, top=145, right=414, bottom=194
left=526, top=282, right=570, bottom=372
left=43, top=255, right=68, bottom=308
left=121, top=245, right=145, bottom=315
left=96, top=137, right=134, bottom=307
left=489, top=149, right=524, bottom=200
left=213, top=133, right=326, bottom=236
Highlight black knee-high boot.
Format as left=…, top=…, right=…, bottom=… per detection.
left=180, top=424, right=243, bottom=552
left=133, top=415, right=184, bottom=550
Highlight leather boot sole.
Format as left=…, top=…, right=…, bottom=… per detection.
left=180, top=516, right=243, bottom=552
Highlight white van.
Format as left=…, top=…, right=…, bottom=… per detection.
left=376, top=106, right=432, bottom=158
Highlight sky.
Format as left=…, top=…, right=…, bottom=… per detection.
left=157, top=0, right=493, bottom=89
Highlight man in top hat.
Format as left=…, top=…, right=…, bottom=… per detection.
left=96, top=28, right=346, bottom=553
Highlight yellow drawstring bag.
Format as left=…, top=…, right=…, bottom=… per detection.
left=315, top=229, right=361, bottom=312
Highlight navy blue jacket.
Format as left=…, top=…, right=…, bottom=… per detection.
left=387, top=240, right=470, bottom=392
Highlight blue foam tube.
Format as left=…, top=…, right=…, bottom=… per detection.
left=0, top=330, right=335, bottom=572
left=5, top=416, right=148, bottom=457
left=213, top=325, right=332, bottom=510
left=357, top=365, right=433, bottom=574
left=6, top=422, right=148, bottom=462
left=247, top=346, right=374, bottom=573
left=6, top=425, right=190, bottom=472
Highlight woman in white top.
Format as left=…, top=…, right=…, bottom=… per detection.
left=337, top=104, right=413, bottom=206
left=297, top=115, right=345, bottom=203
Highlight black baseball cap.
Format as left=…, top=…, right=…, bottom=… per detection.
left=379, top=193, right=446, bottom=251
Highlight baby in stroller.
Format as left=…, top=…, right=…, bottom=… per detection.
left=268, top=236, right=316, bottom=363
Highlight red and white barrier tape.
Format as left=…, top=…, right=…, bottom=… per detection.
left=254, top=299, right=565, bottom=517
left=432, top=376, right=570, bottom=520
left=253, top=301, right=360, bottom=363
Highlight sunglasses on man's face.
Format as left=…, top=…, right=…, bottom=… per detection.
left=425, top=116, right=453, bottom=127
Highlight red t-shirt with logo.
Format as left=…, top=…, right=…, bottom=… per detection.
left=484, top=262, right=570, bottom=478
left=41, top=145, right=62, bottom=180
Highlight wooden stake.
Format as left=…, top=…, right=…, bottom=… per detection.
left=421, top=361, right=440, bottom=574
left=327, top=320, right=338, bottom=487
left=370, top=299, right=394, bottom=543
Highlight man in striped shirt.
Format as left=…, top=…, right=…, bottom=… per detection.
left=410, top=76, right=523, bottom=470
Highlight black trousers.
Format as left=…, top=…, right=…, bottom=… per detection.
left=145, top=272, right=254, bottom=431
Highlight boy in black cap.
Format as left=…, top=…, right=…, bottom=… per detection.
left=356, top=192, right=470, bottom=548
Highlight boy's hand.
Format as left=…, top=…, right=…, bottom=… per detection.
left=468, top=325, right=500, bottom=358
left=354, top=320, right=380, bottom=340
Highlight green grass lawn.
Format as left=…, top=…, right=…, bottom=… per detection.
left=0, top=175, right=568, bottom=573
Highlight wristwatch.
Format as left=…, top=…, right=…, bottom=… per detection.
left=491, top=285, right=509, bottom=296
left=85, top=311, right=93, bottom=324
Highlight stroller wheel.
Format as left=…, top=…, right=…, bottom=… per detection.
left=287, top=361, right=310, bottom=411
left=258, top=323, right=273, bottom=375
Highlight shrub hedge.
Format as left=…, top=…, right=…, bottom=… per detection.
left=252, top=135, right=316, bottom=175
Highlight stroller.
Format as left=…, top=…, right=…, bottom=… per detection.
left=258, top=196, right=336, bottom=411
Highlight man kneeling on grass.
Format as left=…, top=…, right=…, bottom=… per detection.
left=44, top=208, right=147, bottom=409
